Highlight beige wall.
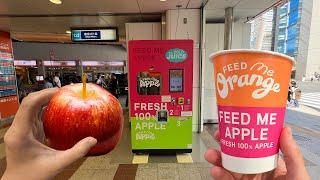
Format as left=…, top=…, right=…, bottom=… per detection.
left=202, top=22, right=251, bottom=124
left=126, top=23, right=162, bottom=41
left=306, top=0, right=320, bottom=77
left=295, top=0, right=313, bottom=80
left=166, top=9, right=201, bottom=132
left=125, top=23, right=162, bottom=73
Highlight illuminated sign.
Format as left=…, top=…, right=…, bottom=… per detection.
left=43, top=61, right=76, bottom=67
left=14, top=60, right=37, bottom=66
left=82, top=61, right=124, bottom=67
left=71, top=28, right=118, bottom=42
left=36, top=76, right=44, bottom=81
left=0, top=52, right=13, bottom=60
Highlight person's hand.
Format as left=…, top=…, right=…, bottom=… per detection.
left=204, top=126, right=310, bottom=180
left=2, top=88, right=97, bottom=180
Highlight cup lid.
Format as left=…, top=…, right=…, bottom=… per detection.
left=209, top=49, right=295, bottom=64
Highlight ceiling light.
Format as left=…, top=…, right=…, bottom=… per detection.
left=66, top=30, right=71, bottom=34
left=160, top=0, right=167, bottom=1
left=50, top=0, right=62, bottom=5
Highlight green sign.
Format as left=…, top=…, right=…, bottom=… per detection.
left=131, top=116, right=192, bottom=149
left=165, top=48, right=188, bottom=63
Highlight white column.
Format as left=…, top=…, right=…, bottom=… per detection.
left=224, top=7, right=234, bottom=50
left=202, top=22, right=251, bottom=127
left=36, top=60, right=45, bottom=76
left=306, top=0, right=320, bottom=78
left=166, top=9, right=201, bottom=132
left=76, top=60, right=83, bottom=76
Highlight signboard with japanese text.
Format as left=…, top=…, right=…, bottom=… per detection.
left=0, top=31, right=19, bottom=120
left=0, top=32, right=13, bottom=53
left=71, top=28, right=118, bottom=42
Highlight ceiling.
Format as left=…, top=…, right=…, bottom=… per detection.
left=0, top=15, right=161, bottom=42
left=0, top=0, right=279, bottom=43
left=0, top=0, right=202, bottom=14
left=0, top=0, right=203, bottom=42
left=205, top=0, right=279, bottom=22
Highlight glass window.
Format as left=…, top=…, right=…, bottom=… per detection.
left=277, top=40, right=286, bottom=46
left=278, top=28, right=286, bottom=36
left=277, top=45, right=286, bottom=53
left=278, top=16, right=288, bottom=28
left=279, top=3, right=288, bottom=17
left=277, top=28, right=286, bottom=41
left=288, top=9, right=299, bottom=26
left=286, top=38, right=297, bottom=55
left=290, top=0, right=299, bottom=12
left=277, top=40, right=286, bottom=53
left=287, top=25, right=297, bottom=40
left=278, top=35, right=286, bottom=41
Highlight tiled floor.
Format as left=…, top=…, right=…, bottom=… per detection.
left=0, top=110, right=218, bottom=180
left=1, top=104, right=320, bottom=179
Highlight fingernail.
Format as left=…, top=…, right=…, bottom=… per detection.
left=88, top=137, right=97, bottom=144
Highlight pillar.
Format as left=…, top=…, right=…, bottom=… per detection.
left=166, top=9, right=201, bottom=132
left=271, top=6, right=277, bottom=51
left=224, top=7, right=234, bottom=50
left=36, top=60, right=45, bottom=76
left=76, top=60, right=83, bottom=76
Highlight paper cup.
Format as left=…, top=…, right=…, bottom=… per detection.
left=210, top=50, right=294, bottom=174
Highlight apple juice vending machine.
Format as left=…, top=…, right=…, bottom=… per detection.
left=128, top=40, right=193, bottom=153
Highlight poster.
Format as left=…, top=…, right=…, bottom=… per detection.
left=0, top=31, right=19, bottom=120
left=0, top=32, right=13, bottom=53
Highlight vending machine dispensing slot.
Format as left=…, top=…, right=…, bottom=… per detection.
left=157, top=110, right=168, bottom=123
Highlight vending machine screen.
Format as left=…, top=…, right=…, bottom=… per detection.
left=169, top=69, right=183, bottom=92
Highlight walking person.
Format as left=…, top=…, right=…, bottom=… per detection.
left=96, top=74, right=107, bottom=89
left=16, top=75, right=26, bottom=103
left=43, top=77, right=53, bottom=89
left=53, top=72, right=61, bottom=88
left=108, top=74, right=119, bottom=98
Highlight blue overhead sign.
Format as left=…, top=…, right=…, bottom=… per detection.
left=73, top=30, right=101, bottom=40
left=71, top=28, right=117, bottom=42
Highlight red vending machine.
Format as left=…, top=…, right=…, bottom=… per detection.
left=129, top=40, right=193, bottom=153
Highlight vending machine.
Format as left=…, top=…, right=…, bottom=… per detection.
left=128, top=40, right=193, bottom=154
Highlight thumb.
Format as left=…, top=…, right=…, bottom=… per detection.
left=58, top=137, right=97, bottom=168
left=280, top=126, right=309, bottom=179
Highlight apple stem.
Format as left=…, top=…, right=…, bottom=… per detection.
left=82, top=73, right=87, bottom=99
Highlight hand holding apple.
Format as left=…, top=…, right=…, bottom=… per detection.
left=3, top=88, right=97, bottom=180
left=43, top=77, right=124, bottom=155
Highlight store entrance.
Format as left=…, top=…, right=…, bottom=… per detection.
left=45, top=67, right=78, bottom=85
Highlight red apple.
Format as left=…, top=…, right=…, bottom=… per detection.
left=43, top=83, right=124, bottom=155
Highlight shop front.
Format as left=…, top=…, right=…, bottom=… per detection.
left=43, top=60, right=78, bottom=85
left=82, top=61, right=124, bottom=83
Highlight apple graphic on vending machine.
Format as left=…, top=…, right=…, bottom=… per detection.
left=43, top=74, right=124, bottom=155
